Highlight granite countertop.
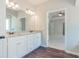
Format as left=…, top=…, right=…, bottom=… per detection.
left=5, top=31, right=41, bottom=38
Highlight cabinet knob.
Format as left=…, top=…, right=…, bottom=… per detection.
left=0, top=36, right=5, bottom=39
left=17, top=42, right=21, bottom=45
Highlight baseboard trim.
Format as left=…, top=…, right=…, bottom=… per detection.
left=42, top=45, right=79, bottom=57
left=65, top=50, right=79, bottom=56
left=41, top=45, right=48, bottom=47
left=48, top=46, right=64, bottom=50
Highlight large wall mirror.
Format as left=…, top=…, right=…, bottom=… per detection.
left=6, top=8, right=29, bottom=34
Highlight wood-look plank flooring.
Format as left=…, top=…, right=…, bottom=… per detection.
left=23, top=47, right=79, bottom=58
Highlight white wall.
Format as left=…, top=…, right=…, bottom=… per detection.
left=65, top=0, right=79, bottom=55
left=64, top=0, right=75, bottom=6
left=0, top=0, right=6, bottom=36
left=35, top=0, right=79, bottom=56
left=27, top=15, right=42, bottom=32
left=35, top=0, right=75, bottom=47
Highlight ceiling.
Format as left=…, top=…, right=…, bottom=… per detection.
left=27, top=0, right=76, bottom=6
left=26, top=0, right=49, bottom=5
left=9, top=0, right=76, bottom=11
left=9, top=0, right=76, bottom=6
left=9, top=0, right=49, bottom=7
left=9, top=0, right=49, bottom=5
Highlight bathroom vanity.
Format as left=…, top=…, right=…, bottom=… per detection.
left=5, top=6, right=42, bottom=58
left=7, top=32, right=41, bottom=58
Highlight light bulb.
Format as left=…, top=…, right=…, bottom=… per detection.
left=12, top=6, right=16, bottom=9
left=25, top=10, right=28, bottom=13
left=28, top=10, right=31, bottom=14
left=15, top=4, right=19, bottom=8
left=31, top=12, right=35, bottom=15
left=30, top=11, right=35, bottom=15
left=10, top=2, right=14, bottom=6
left=25, top=9, right=35, bottom=15
left=7, top=4, right=12, bottom=7
left=6, top=0, right=9, bottom=5
left=58, top=13, right=63, bottom=16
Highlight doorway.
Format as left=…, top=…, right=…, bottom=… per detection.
left=48, top=10, right=65, bottom=50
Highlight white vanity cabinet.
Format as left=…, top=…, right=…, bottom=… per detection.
left=27, top=33, right=41, bottom=53
left=8, top=33, right=41, bottom=58
left=15, top=35, right=28, bottom=57
left=0, top=38, right=7, bottom=58
left=31, top=33, right=41, bottom=50
left=8, top=35, right=29, bottom=58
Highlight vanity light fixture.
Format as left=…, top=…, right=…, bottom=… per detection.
left=58, top=12, right=65, bottom=16
left=25, top=9, right=35, bottom=15
left=58, top=11, right=65, bottom=16
left=6, top=0, right=19, bottom=10
left=58, top=13, right=63, bottom=16
left=10, top=2, right=15, bottom=6
left=6, top=0, right=9, bottom=5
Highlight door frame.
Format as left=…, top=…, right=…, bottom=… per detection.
left=46, top=8, right=66, bottom=50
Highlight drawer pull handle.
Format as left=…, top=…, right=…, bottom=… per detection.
left=17, top=42, right=21, bottom=45
left=0, top=36, right=5, bottom=39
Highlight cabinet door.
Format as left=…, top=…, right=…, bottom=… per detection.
left=14, top=36, right=27, bottom=58
left=8, top=36, right=27, bottom=58
left=25, top=35, right=30, bottom=54
left=8, top=38, right=17, bottom=58
left=0, top=39, right=7, bottom=58
left=33, top=33, right=41, bottom=49
left=27, top=33, right=41, bottom=52
left=27, top=35, right=34, bottom=52
left=0, top=39, right=3, bottom=58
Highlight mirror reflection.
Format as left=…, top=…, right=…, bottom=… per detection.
left=6, top=8, right=28, bottom=33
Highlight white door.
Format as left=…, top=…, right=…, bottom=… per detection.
left=0, top=38, right=7, bottom=58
